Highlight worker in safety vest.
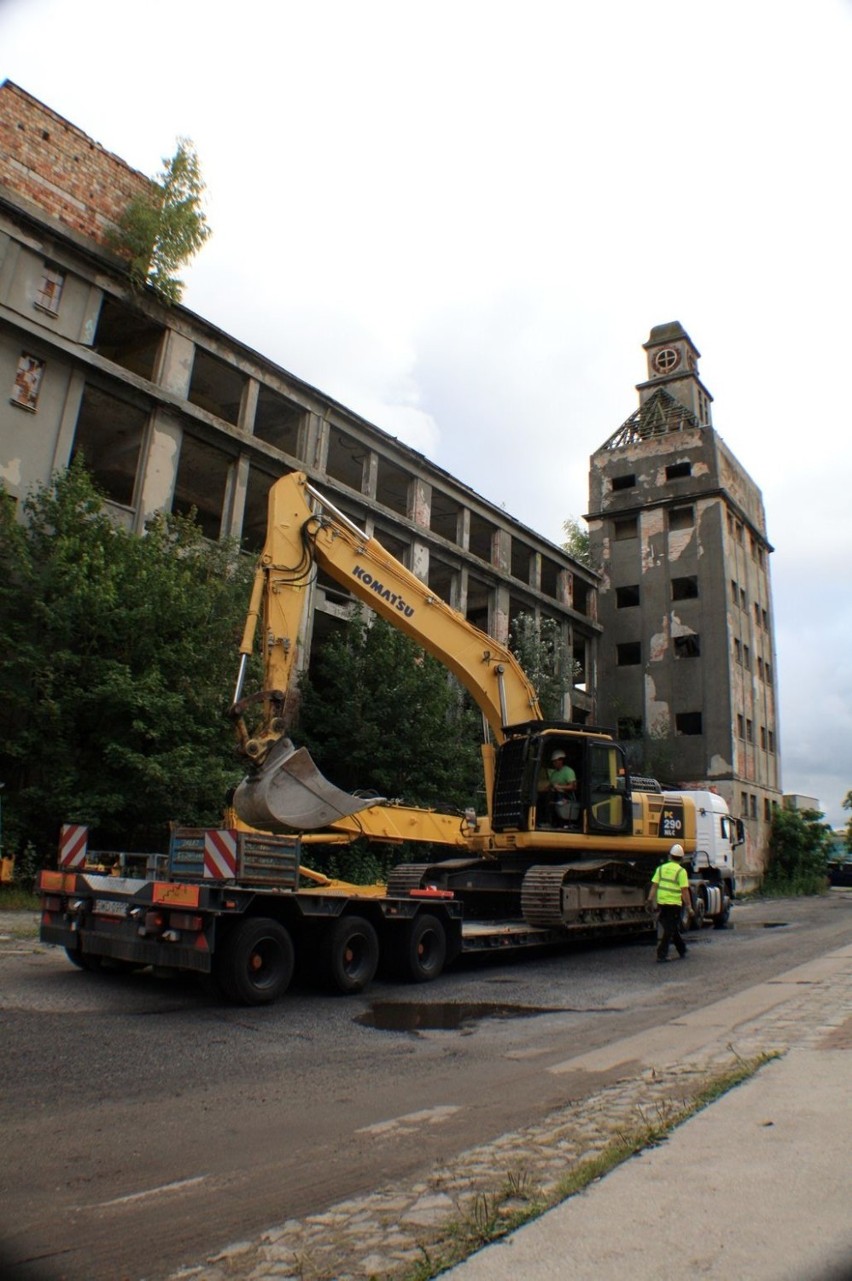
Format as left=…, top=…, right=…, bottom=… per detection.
left=647, top=843, right=692, bottom=962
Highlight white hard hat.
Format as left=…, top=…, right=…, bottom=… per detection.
left=669, top=843, right=685, bottom=859
left=551, top=749, right=566, bottom=763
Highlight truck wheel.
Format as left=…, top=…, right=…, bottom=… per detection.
left=713, top=901, right=732, bottom=930
left=216, top=917, right=295, bottom=1005
left=391, top=913, right=447, bottom=983
left=690, top=893, right=707, bottom=931
left=320, top=915, right=379, bottom=995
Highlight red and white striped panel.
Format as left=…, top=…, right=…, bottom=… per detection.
left=203, top=829, right=238, bottom=880
left=59, top=824, right=88, bottom=869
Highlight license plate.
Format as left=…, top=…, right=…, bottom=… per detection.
left=93, top=899, right=126, bottom=917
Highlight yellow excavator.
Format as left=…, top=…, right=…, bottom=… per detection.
left=228, top=472, right=737, bottom=931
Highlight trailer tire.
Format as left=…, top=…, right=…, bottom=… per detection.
left=320, top=915, right=379, bottom=995
left=216, top=917, right=295, bottom=1005
left=65, top=944, right=102, bottom=973
left=390, top=913, right=447, bottom=984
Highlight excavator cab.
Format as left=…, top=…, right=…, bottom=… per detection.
left=491, top=725, right=632, bottom=836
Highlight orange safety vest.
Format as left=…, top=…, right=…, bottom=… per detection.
left=652, top=860, right=688, bottom=906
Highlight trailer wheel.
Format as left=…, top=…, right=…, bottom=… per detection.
left=65, top=944, right=102, bottom=973
left=216, top=917, right=295, bottom=1005
left=390, top=913, right=447, bottom=984
left=320, top=915, right=379, bottom=995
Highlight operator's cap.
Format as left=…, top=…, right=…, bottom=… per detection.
left=669, top=843, right=686, bottom=860
left=550, top=749, right=566, bottom=763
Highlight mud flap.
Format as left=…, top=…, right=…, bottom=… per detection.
left=233, top=737, right=382, bottom=832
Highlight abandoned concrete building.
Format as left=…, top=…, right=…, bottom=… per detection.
left=587, top=322, right=782, bottom=880
left=0, top=83, right=783, bottom=881
left=0, top=81, right=598, bottom=724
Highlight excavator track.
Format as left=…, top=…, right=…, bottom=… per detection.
left=521, top=859, right=651, bottom=929
left=386, top=864, right=434, bottom=898
left=521, top=864, right=570, bottom=927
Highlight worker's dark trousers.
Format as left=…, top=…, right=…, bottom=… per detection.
left=656, top=905, right=687, bottom=960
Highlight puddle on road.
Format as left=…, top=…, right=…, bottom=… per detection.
left=762, top=922, right=790, bottom=929
left=356, top=1001, right=566, bottom=1033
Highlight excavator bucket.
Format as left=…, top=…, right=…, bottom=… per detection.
left=233, top=737, right=381, bottom=832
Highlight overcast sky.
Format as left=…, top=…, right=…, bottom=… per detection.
left=3, top=0, right=851, bottom=825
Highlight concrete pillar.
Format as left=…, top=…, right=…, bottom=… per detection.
left=490, top=582, right=510, bottom=646
left=51, top=367, right=86, bottom=472
left=78, top=283, right=103, bottom=346
left=454, top=566, right=469, bottom=615
left=457, top=507, right=471, bottom=551
left=556, top=567, right=573, bottom=609
left=239, top=377, right=259, bottom=435
left=362, top=450, right=378, bottom=499
left=530, top=551, right=542, bottom=592
left=410, top=539, right=430, bottom=584
left=304, top=412, right=329, bottom=472
left=136, top=408, right=182, bottom=531
left=223, top=453, right=251, bottom=540
left=491, top=528, right=511, bottom=575
left=409, top=477, right=432, bottom=530
left=154, top=329, right=195, bottom=398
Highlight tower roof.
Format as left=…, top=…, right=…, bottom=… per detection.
left=598, top=386, right=702, bottom=451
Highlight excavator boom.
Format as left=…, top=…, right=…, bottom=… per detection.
left=231, top=472, right=540, bottom=831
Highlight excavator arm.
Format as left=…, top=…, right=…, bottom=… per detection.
left=231, top=472, right=541, bottom=832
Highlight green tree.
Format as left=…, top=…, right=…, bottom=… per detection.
left=108, top=138, right=211, bottom=303
left=509, top=612, right=571, bottom=720
left=843, top=790, right=852, bottom=854
left=562, top=516, right=591, bottom=567
left=298, top=611, right=482, bottom=808
left=296, top=611, right=483, bottom=883
left=763, top=806, right=832, bottom=896
left=0, top=460, right=254, bottom=861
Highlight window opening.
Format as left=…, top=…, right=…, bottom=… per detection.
left=173, top=433, right=234, bottom=540
left=188, top=347, right=246, bottom=426
left=613, top=516, right=638, bottom=541
left=616, top=584, right=640, bottom=608
left=254, top=385, right=302, bottom=454
left=675, top=712, right=702, bottom=735
left=611, top=473, right=636, bottom=491
left=672, top=576, right=698, bottom=600
left=665, top=461, right=691, bottom=480
left=34, top=266, right=65, bottom=315
left=617, top=642, right=641, bottom=666
left=669, top=506, right=694, bottom=531
left=674, top=634, right=701, bottom=658
left=617, top=716, right=643, bottom=740
left=93, top=296, right=165, bottom=381
left=11, top=352, right=45, bottom=411
left=71, top=384, right=146, bottom=507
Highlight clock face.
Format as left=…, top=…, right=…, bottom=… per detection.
left=653, top=347, right=681, bottom=374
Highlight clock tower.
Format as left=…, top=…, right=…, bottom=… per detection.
left=638, top=320, right=713, bottom=427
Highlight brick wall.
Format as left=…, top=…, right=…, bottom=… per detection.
left=0, top=80, right=153, bottom=247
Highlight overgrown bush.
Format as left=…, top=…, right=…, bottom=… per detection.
left=763, top=807, right=831, bottom=896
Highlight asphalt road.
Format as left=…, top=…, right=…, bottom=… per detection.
left=1, top=893, right=848, bottom=1281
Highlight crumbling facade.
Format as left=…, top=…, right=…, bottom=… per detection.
left=587, top=323, right=782, bottom=881
left=0, top=82, right=598, bottom=722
